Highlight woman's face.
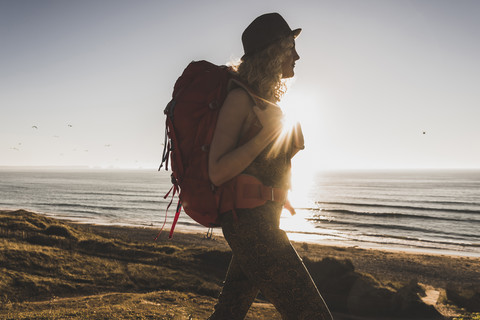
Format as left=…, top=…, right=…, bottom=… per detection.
left=281, top=40, right=300, bottom=79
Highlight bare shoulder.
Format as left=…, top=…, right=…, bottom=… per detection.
left=222, top=87, right=255, bottom=116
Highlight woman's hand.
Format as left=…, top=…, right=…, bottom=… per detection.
left=293, top=122, right=304, bottom=150
left=253, top=103, right=284, bottom=140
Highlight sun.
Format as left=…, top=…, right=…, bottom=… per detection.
left=267, top=89, right=306, bottom=159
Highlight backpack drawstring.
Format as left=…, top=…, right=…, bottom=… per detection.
left=153, top=183, right=178, bottom=241
left=159, top=123, right=170, bottom=171
left=168, top=201, right=182, bottom=239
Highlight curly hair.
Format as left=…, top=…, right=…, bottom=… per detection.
left=231, top=36, right=294, bottom=103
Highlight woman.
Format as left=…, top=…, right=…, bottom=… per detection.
left=207, top=13, right=333, bottom=320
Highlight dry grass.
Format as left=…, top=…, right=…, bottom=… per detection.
left=1, top=209, right=478, bottom=319
left=0, top=290, right=281, bottom=320
left=0, top=209, right=280, bottom=319
left=0, top=210, right=225, bottom=302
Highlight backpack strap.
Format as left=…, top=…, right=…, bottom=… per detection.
left=227, top=78, right=263, bottom=147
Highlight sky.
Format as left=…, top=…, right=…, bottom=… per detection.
left=1, top=0, right=479, bottom=172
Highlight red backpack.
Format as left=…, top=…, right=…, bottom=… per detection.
left=158, top=60, right=292, bottom=239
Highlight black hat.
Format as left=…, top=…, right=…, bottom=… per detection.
left=242, top=13, right=301, bottom=58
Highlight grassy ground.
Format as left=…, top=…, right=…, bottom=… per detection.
left=1, top=209, right=479, bottom=319
left=1, top=210, right=223, bottom=301
left=0, top=290, right=282, bottom=320
left=0, top=209, right=280, bottom=319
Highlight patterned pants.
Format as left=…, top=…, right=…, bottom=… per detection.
left=208, top=202, right=333, bottom=320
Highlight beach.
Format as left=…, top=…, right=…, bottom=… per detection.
left=1, top=209, right=479, bottom=319
left=1, top=169, right=479, bottom=258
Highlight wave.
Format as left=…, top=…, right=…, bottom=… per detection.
left=71, top=191, right=139, bottom=196
left=176, top=220, right=206, bottom=228
left=421, top=199, right=480, bottom=206
left=314, top=201, right=480, bottom=215
left=127, top=199, right=165, bottom=205
left=347, top=235, right=480, bottom=251
left=285, top=229, right=480, bottom=251
left=363, top=231, right=480, bottom=247
left=55, top=209, right=120, bottom=218
left=68, top=190, right=159, bottom=197
left=314, top=209, right=480, bottom=224
left=34, top=202, right=124, bottom=211
left=313, top=219, right=480, bottom=240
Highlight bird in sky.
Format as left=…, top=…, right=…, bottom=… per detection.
left=32, top=125, right=38, bottom=129
left=68, top=124, right=73, bottom=127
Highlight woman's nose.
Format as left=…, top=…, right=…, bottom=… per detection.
left=293, top=48, right=300, bottom=61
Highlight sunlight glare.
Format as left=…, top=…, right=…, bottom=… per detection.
left=278, top=88, right=323, bottom=209
left=276, top=88, right=327, bottom=235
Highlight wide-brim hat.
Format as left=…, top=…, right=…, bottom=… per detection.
left=242, top=12, right=301, bottom=59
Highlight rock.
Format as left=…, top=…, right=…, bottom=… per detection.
left=304, top=257, right=443, bottom=318
left=392, top=280, right=443, bottom=319
left=446, top=284, right=480, bottom=312
left=304, top=256, right=357, bottom=313
left=347, top=274, right=394, bottom=316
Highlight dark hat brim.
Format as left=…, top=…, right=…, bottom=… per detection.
left=292, top=28, right=302, bottom=38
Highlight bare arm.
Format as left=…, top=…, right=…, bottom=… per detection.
left=208, top=88, right=283, bottom=186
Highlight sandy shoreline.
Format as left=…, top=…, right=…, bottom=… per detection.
left=90, top=222, right=480, bottom=289
left=32, top=207, right=480, bottom=259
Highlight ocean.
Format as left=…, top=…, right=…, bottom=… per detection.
left=1, top=168, right=479, bottom=257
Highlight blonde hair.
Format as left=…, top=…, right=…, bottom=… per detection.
left=231, top=36, right=294, bottom=103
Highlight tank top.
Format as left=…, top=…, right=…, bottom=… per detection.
left=229, top=81, right=296, bottom=190
left=242, top=138, right=293, bottom=189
